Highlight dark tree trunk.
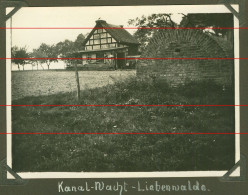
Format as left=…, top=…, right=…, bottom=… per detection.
left=40, top=63, right=44, bottom=70
left=18, top=64, right=20, bottom=71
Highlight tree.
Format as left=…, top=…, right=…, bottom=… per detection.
left=56, top=34, right=85, bottom=68
left=29, top=49, right=44, bottom=70
left=180, top=13, right=234, bottom=42
left=128, top=14, right=176, bottom=52
left=74, top=33, right=85, bottom=50
left=36, top=43, right=58, bottom=70
left=56, top=39, right=75, bottom=67
left=11, top=46, right=29, bottom=71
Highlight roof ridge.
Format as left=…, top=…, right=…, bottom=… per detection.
left=105, top=22, right=122, bottom=28
left=82, top=20, right=139, bottom=45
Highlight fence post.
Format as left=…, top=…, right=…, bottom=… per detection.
left=74, top=62, right=81, bottom=101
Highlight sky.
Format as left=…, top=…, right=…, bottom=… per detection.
left=7, top=5, right=234, bottom=52
left=7, top=6, right=188, bottom=52
left=6, top=5, right=234, bottom=70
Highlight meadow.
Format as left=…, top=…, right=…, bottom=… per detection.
left=12, top=70, right=136, bottom=100
left=11, top=71, right=235, bottom=172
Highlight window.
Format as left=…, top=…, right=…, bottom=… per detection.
left=174, top=48, right=181, bottom=54
left=86, top=53, right=95, bottom=64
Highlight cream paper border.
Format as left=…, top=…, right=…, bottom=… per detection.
left=6, top=4, right=240, bottom=179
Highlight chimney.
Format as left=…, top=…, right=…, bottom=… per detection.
left=95, top=19, right=106, bottom=24
left=120, top=25, right=124, bottom=28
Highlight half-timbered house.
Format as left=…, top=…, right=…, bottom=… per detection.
left=76, top=20, right=140, bottom=70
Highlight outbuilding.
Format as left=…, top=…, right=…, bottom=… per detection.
left=137, top=29, right=234, bottom=87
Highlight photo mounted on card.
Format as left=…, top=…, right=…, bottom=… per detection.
left=6, top=4, right=240, bottom=179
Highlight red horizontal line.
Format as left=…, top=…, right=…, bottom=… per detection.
left=2, top=105, right=247, bottom=107
left=1, top=27, right=247, bottom=30
left=2, top=58, right=247, bottom=60
left=1, top=132, right=245, bottom=135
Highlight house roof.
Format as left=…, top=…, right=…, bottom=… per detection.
left=83, top=20, right=140, bottom=46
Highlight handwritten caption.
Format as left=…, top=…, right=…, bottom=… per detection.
left=58, top=180, right=210, bottom=194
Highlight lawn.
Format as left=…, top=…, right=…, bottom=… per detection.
left=12, top=76, right=235, bottom=172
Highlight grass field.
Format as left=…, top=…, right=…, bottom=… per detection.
left=12, top=73, right=235, bottom=172
left=12, top=70, right=136, bottom=100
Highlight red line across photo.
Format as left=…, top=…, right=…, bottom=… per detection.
left=2, top=133, right=248, bottom=134
left=1, top=104, right=248, bottom=106
left=1, top=27, right=248, bottom=29
left=2, top=58, right=248, bottom=60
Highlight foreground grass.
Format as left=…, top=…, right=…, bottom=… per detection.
left=12, top=78, right=235, bottom=172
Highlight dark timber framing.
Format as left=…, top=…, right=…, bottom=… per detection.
left=75, top=20, right=140, bottom=69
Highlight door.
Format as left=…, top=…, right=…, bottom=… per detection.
left=117, top=52, right=126, bottom=69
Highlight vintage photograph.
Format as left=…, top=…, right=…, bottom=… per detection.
left=8, top=6, right=236, bottom=174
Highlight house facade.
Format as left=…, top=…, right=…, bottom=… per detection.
left=76, top=20, right=140, bottom=70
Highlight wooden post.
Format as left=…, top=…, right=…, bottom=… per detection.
left=115, top=52, right=117, bottom=70
left=74, top=62, right=81, bottom=101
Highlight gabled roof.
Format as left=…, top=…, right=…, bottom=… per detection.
left=83, top=20, right=140, bottom=46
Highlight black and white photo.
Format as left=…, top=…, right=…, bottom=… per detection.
left=6, top=5, right=240, bottom=178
